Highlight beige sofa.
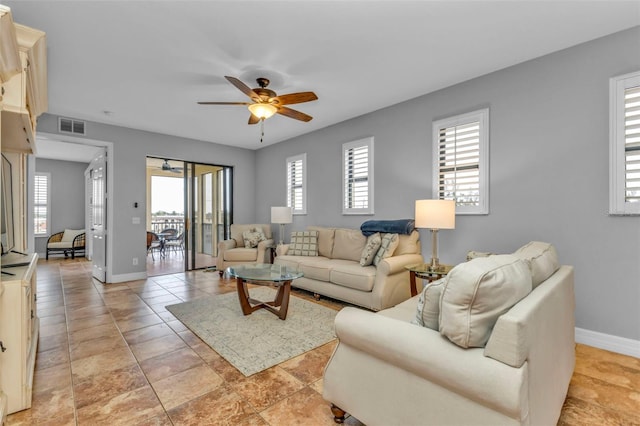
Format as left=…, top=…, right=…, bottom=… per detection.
left=274, top=226, right=424, bottom=311
left=216, top=224, right=274, bottom=275
left=323, top=244, right=575, bottom=425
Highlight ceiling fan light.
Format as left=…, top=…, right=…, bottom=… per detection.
left=248, top=103, right=277, bottom=119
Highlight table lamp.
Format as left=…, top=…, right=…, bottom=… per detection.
left=271, top=206, right=293, bottom=245
left=415, top=199, right=455, bottom=270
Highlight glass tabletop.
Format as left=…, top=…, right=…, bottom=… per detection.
left=226, top=263, right=303, bottom=282
left=405, top=263, right=453, bottom=274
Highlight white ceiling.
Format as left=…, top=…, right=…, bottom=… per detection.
left=5, top=0, right=640, bottom=158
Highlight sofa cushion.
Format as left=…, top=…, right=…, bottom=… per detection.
left=373, top=233, right=399, bottom=266
left=308, top=226, right=336, bottom=258
left=512, top=241, right=559, bottom=289
left=289, top=231, right=319, bottom=256
left=242, top=227, right=266, bottom=248
left=330, top=262, right=377, bottom=291
left=360, top=232, right=382, bottom=266
left=439, top=255, right=532, bottom=348
left=332, top=228, right=367, bottom=262
left=297, top=257, right=335, bottom=281
left=47, top=241, right=74, bottom=249
left=223, top=248, right=258, bottom=262
left=62, top=229, right=84, bottom=243
left=412, top=278, right=445, bottom=330
left=395, top=230, right=420, bottom=255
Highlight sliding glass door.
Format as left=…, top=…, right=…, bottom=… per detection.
left=185, top=163, right=232, bottom=270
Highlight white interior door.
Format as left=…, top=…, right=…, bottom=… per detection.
left=89, top=151, right=107, bottom=282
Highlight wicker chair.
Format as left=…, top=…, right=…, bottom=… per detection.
left=46, top=230, right=86, bottom=259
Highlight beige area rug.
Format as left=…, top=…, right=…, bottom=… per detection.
left=166, top=287, right=338, bottom=376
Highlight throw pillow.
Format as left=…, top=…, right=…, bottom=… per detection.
left=372, top=233, right=399, bottom=266
left=439, top=255, right=532, bottom=348
left=412, top=278, right=445, bottom=330
left=242, top=227, right=266, bottom=248
left=61, top=229, right=85, bottom=243
left=289, top=231, right=319, bottom=256
left=359, top=232, right=382, bottom=266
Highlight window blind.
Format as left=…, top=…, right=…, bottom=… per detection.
left=34, top=173, right=49, bottom=234
left=437, top=121, right=481, bottom=206
left=625, top=85, right=640, bottom=203
left=344, top=145, right=369, bottom=209
left=287, top=157, right=304, bottom=212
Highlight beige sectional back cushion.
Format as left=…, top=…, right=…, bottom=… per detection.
left=307, top=226, right=336, bottom=258
left=332, top=228, right=367, bottom=262
left=413, top=278, right=445, bottom=330
left=512, top=241, right=560, bottom=288
left=439, top=255, right=532, bottom=348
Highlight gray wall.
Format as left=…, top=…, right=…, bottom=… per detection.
left=37, top=116, right=256, bottom=278
left=34, top=158, right=88, bottom=255
left=255, top=27, right=640, bottom=341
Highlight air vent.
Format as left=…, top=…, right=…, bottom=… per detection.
left=58, top=117, right=86, bottom=135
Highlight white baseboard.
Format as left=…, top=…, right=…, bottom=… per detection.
left=575, top=327, right=640, bottom=358
left=108, top=271, right=147, bottom=284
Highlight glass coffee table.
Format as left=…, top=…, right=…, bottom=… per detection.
left=226, top=264, right=304, bottom=320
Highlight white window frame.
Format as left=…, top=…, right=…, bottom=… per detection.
left=342, top=137, right=374, bottom=215
left=34, top=172, right=51, bottom=236
left=610, top=70, right=640, bottom=215
left=432, top=108, right=489, bottom=215
left=286, top=153, right=307, bottom=215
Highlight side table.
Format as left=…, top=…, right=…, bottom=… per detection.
left=405, top=263, right=453, bottom=297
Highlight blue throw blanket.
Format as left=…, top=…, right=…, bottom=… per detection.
left=360, top=219, right=415, bottom=236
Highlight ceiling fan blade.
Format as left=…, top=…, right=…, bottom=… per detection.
left=271, top=92, right=318, bottom=106
left=197, top=101, right=250, bottom=105
left=277, top=106, right=313, bottom=122
left=225, top=76, right=261, bottom=102
left=248, top=114, right=260, bottom=125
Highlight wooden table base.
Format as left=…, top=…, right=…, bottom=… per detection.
left=236, top=277, right=292, bottom=320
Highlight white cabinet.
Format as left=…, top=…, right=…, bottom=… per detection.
left=0, top=253, right=38, bottom=415
left=0, top=5, right=47, bottom=155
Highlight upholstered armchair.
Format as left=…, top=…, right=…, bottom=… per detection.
left=216, top=224, right=274, bottom=276
left=46, top=229, right=86, bottom=259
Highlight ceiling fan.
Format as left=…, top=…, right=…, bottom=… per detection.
left=198, top=76, right=318, bottom=127
left=159, top=159, right=183, bottom=174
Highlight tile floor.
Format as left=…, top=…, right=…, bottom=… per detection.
left=5, top=258, right=640, bottom=425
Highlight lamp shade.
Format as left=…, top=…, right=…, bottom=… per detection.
left=415, top=199, right=455, bottom=229
left=248, top=103, right=277, bottom=119
left=271, top=206, right=293, bottom=224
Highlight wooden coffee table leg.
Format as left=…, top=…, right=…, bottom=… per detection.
left=236, top=277, right=253, bottom=315
left=275, top=281, right=291, bottom=320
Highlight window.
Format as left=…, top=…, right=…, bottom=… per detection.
left=286, top=153, right=306, bottom=214
left=432, top=109, right=489, bottom=215
left=610, top=71, right=640, bottom=215
left=34, top=173, right=50, bottom=235
left=342, top=137, right=374, bottom=215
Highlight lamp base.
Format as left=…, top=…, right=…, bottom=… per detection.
left=279, top=223, right=285, bottom=246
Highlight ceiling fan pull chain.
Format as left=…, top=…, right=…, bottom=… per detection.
left=260, top=119, right=265, bottom=143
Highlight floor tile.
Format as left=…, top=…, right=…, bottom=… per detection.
left=75, top=385, right=164, bottom=426
left=167, top=385, right=258, bottom=425
left=73, top=364, right=149, bottom=409
left=140, top=346, right=205, bottom=382
left=259, top=386, right=336, bottom=426
left=150, top=364, right=224, bottom=410
left=230, top=367, right=305, bottom=411
left=129, top=333, right=187, bottom=361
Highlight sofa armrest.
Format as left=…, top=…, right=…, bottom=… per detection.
left=377, top=253, right=424, bottom=275
left=331, top=307, right=526, bottom=418
left=256, top=238, right=275, bottom=263
left=276, top=243, right=289, bottom=256
left=218, top=239, right=237, bottom=251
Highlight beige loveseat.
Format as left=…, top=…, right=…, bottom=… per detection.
left=216, top=224, right=274, bottom=275
left=274, top=226, right=424, bottom=311
left=324, top=243, right=575, bottom=425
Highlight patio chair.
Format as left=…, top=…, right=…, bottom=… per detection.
left=146, top=231, right=162, bottom=261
